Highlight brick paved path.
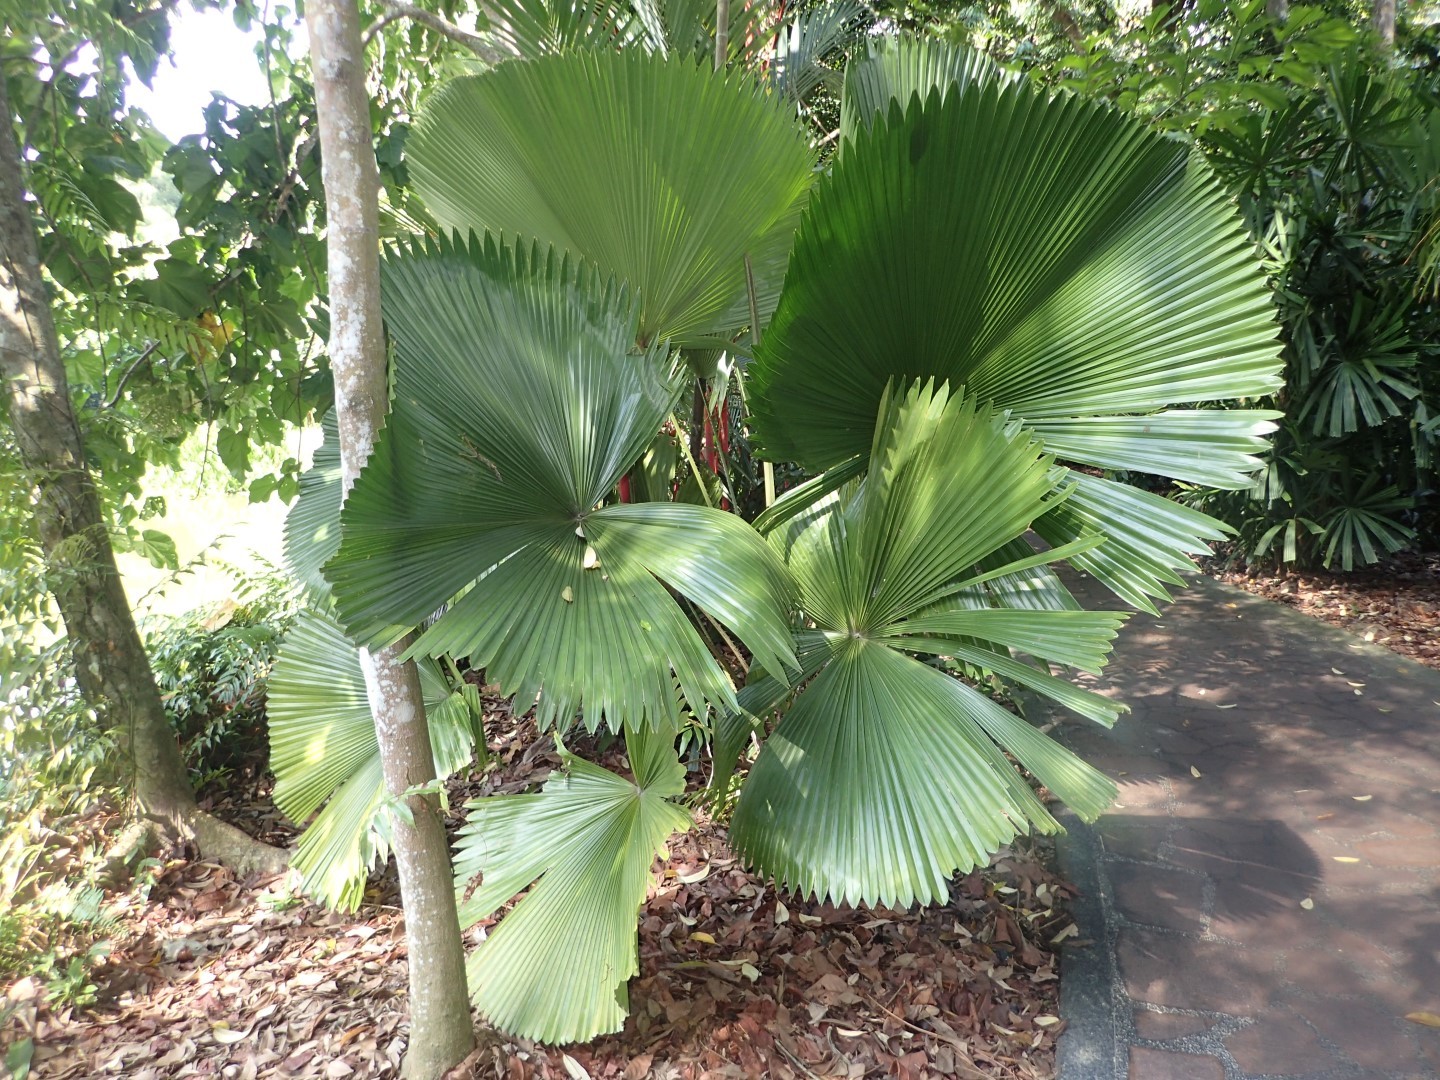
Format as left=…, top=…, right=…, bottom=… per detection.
left=1048, top=573, right=1440, bottom=1079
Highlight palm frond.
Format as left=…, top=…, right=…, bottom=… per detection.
left=267, top=609, right=482, bottom=910
left=326, top=235, right=797, bottom=732
left=407, top=52, right=816, bottom=346
left=729, top=382, right=1121, bottom=907
left=453, top=724, right=691, bottom=1043
left=750, top=41, right=1283, bottom=607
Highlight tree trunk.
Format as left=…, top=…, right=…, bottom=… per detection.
left=714, top=0, right=730, bottom=70
left=1372, top=0, right=1395, bottom=49
left=1266, top=0, right=1288, bottom=22
left=303, top=2, right=475, bottom=1076
left=0, top=68, right=286, bottom=880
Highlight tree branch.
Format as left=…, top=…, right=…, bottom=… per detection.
left=363, top=3, right=510, bottom=63
left=102, top=340, right=160, bottom=409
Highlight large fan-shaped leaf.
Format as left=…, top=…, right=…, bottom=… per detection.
left=452, top=724, right=692, bottom=1043
left=750, top=43, right=1283, bottom=607
left=729, top=382, right=1122, bottom=907
left=407, top=52, right=815, bottom=346
left=266, top=609, right=482, bottom=910
left=281, top=409, right=341, bottom=603
left=838, top=34, right=1014, bottom=148
left=326, top=236, right=796, bottom=732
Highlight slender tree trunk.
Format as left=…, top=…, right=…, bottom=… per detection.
left=1040, top=0, right=1085, bottom=46
left=0, top=69, right=286, bottom=879
left=304, top=3, right=474, bottom=1076
left=1266, top=0, right=1289, bottom=23
left=715, top=0, right=730, bottom=69
left=1372, top=0, right=1395, bottom=49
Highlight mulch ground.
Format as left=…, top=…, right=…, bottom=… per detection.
left=1207, top=550, right=1440, bottom=671
left=8, top=703, right=1076, bottom=1079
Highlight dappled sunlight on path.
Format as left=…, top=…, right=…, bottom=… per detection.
left=1049, top=573, right=1440, bottom=1079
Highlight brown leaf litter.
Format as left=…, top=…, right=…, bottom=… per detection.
left=8, top=706, right=1079, bottom=1079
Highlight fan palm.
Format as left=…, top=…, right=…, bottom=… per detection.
left=725, top=381, right=1125, bottom=907
left=267, top=608, right=483, bottom=910
left=451, top=722, right=691, bottom=1043
left=749, top=39, right=1284, bottom=610
left=406, top=50, right=816, bottom=348
left=265, top=37, right=1286, bottom=1046
left=324, top=234, right=797, bottom=731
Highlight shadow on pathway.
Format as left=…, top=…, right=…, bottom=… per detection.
left=1048, top=573, right=1440, bottom=1080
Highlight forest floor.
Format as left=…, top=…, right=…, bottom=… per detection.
left=9, top=704, right=1075, bottom=1080
left=11, top=555, right=1436, bottom=1079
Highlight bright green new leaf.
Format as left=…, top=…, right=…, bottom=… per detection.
left=453, top=724, right=692, bottom=1043
left=266, top=608, right=482, bottom=911
left=729, top=382, right=1123, bottom=908
left=750, top=42, right=1284, bottom=609
left=407, top=52, right=815, bottom=346
left=325, top=236, right=796, bottom=732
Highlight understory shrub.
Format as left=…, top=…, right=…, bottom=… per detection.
left=144, top=562, right=297, bottom=788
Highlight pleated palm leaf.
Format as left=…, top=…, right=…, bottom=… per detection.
left=406, top=51, right=816, bottom=348
left=324, top=235, right=797, bottom=732
left=726, top=381, right=1126, bottom=908
left=267, top=608, right=483, bottom=911
left=280, top=408, right=340, bottom=604
left=749, top=40, right=1285, bottom=611
left=837, top=34, right=1017, bottom=147
left=452, top=722, right=691, bottom=1043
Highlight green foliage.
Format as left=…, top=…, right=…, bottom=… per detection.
left=266, top=608, right=484, bottom=911
left=0, top=0, right=486, bottom=832
left=749, top=58, right=1284, bottom=609
left=264, top=34, right=1278, bottom=1045
left=144, top=564, right=298, bottom=785
left=729, top=383, right=1124, bottom=907
left=968, top=0, right=1440, bottom=568
left=453, top=724, right=691, bottom=1043
left=326, top=234, right=797, bottom=730
left=408, top=50, right=817, bottom=346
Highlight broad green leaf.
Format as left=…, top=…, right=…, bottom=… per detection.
left=1033, top=472, right=1229, bottom=613
left=407, top=52, right=815, bottom=346
left=281, top=408, right=341, bottom=602
left=839, top=34, right=1016, bottom=148
left=326, top=236, right=796, bottom=732
left=730, top=383, right=1121, bottom=907
left=750, top=41, right=1284, bottom=605
left=730, top=637, right=1062, bottom=908
left=266, top=609, right=481, bottom=911
left=453, top=724, right=692, bottom=1043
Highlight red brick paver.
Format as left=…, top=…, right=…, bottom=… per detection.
left=1053, top=574, right=1440, bottom=1079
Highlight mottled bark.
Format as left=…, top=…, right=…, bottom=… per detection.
left=1373, top=0, right=1395, bottom=49
left=714, top=0, right=730, bottom=69
left=304, top=2, right=474, bottom=1076
left=1266, top=0, right=1289, bottom=23
left=0, top=72, right=286, bottom=879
